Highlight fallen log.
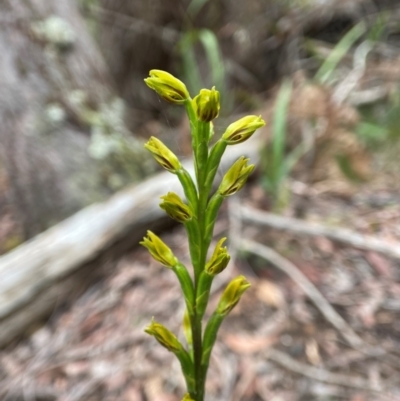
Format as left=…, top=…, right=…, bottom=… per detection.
left=0, top=138, right=260, bottom=347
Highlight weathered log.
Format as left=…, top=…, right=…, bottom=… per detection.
left=0, top=0, right=153, bottom=250
left=0, top=137, right=260, bottom=347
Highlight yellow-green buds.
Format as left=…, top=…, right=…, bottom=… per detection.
left=222, top=115, right=265, bottom=145
left=160, top=192, right=193, bottom=223
left=219, top=156, right=255, bottom=197
left=181, top=394, right=195, bottom=401
left=216, top=275, right=251, bottom=315
left=192, top=87, right=220, bottom=122
left=144, top=70, right=190, bottom=104
left=140, top=231, right=178, bottom=268
left=145, top=319, right=182, bottom=353
left=205, top=238, right=230, bottom=275
left=144, top=136, right=181, bottom=173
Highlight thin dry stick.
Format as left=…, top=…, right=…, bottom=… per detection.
left=240, top=238, right=364, bottom=349
left=239, top=205, right=400, bottom=260
left=265, top=348, right=389, bottom=395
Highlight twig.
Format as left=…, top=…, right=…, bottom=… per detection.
left=265, top=348, right=389, bottom=395
left=239, top=205, right=400, bottom=260
left=240, top=239, right=364, bottom=349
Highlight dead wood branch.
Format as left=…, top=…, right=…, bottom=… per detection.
left=266, top=348, right=386, bottom=394
left=239, top=206, right=400, bottom=260
left=240, top=239, right=364, bottom=349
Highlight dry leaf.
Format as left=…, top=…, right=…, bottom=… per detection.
left=305, top=338, right=321, bottom=365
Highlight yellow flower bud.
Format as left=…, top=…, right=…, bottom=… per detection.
left=222, top=115, right=265, bottom=145
left=144, top=136, right=181, bottom=173
left=219, top=156, right=255, bottom=197
left=181, top=394, right=195, bottom=401
left=145, top=319, right=182, bottom=353
left=192, top=87, right=220, bottom=122
left=205, top=237, right=230, bottom=275
left=216, top=275, right=251, bottom=315
left=160, top=192, right=193, bottom=223
left=144, top=70, right=190, bottom=104
left=140, top=231, right=178, bottom=268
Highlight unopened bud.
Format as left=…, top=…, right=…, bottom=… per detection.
left=217, top=275, right=251, bottom=315
left=219, top=156, right=254, bottom=197
left=222, top=115, right=265, bottom=145
left=205, top=238, right=230, bottom=275
left=145, top=319, right=182, bottom=352
left=192, top=87, right=220, bottom=122
left=144, top=136, right=181, bottom=173
left=140, top=231, right=178, bottom=268
left=160, top=192, right=193, bottom=223
left=181, top=394, right=195, bottom=401
left=144, top=70, right=189, bottom=104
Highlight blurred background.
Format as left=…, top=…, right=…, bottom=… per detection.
left=1, top=0, right=400, bottom=400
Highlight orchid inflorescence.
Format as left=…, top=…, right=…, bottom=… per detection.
left=141, top=70, right=265, bottom=401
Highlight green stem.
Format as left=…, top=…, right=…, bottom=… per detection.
left=204, top=193, right=224, bottom=250
left=204, top=139, right=227, bottom=196
left=201, top=312, right=224, bottom=381
left=195, top=271, right=214, bottom=319
left=185, top=220, right=202, bottom=277
left=173, top=263, right=195, bottom=316
left=175, top=346, right=196, bottom=394
left=190, top=312, right=204, bottom=401
left=177, top=168, right=198, bottom=211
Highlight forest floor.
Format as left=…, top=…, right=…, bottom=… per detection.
left=1, top=135, right=400, bottom=401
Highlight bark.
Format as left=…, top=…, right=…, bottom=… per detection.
left=0, top=0, right=153, bottom=251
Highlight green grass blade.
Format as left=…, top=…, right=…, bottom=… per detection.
left=314, top=22, right=366, bottom=84
left=197, top=29, right=226, bottom=101
left=180, top=32, right=203, bottom=94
